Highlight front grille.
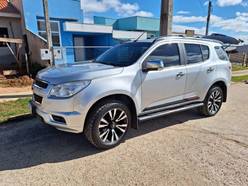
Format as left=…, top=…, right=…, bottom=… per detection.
left=35, top=79, right=48, bottom=89
left=34, top=94, right=43, bottom=104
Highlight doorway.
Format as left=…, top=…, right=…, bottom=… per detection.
left=73, top=36, right=85, bottom=62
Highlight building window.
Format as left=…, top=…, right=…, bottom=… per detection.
left=37, top=20, right=61, bottom=47
left=0, top=27, right=9, bottom=47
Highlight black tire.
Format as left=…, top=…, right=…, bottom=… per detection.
left=84, top=100, right=131, bottom=149
left=199, top=86, right=223, bottom=117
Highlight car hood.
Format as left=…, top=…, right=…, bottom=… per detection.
left=37, top=63, right=124, bottom=84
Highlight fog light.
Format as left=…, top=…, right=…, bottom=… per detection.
left=52, top=115, right=66, bottom=124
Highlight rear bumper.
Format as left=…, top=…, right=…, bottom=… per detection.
left=29, top=101, right=84, bottom=133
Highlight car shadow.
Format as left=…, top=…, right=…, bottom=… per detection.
left=0, top=110, right=203, bottom=171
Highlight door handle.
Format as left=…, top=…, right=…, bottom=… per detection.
left=176, top=72, right=185, bottom=78
left=207, top=67, right=215, bottom=73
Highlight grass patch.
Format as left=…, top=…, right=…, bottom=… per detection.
left=0, top=98, right=31, bottom=123
left=232, top=75, right=248, bottom=83
left=232, top=64, right=248, bottom=72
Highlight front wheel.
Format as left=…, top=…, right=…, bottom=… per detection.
left=199, top=86, right=223, bottom=117
left=84, top=100, right=131, bottom=149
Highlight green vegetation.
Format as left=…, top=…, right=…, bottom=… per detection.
left=232, top=64, right=248, bottom=72
left=0, top=98, right=31, bottom=123
left=232, top=75, right=248, bottom=83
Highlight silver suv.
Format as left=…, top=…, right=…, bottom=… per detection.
left=30, top=36, right=232, bottom=149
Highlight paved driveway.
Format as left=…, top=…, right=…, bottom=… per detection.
left=0, top=83, right=248, bottom=186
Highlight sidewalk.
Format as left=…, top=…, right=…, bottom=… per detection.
left=232, top=70, right=248, bottom=77
left=0, top=87, right=32, bottom=102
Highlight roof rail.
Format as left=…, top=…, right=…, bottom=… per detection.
left=154, top=35, right=224, bottom=44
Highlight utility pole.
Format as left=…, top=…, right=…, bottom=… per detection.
left=205, top=0, right=212, bottom=36
left=160, top=0, right=173, bottom=36
left=42, top=0, right=54, bottom=65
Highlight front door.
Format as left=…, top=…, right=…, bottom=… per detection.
left=141, top=43, right=186, bottom=110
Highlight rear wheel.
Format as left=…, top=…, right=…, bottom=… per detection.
left=84, top=100, right=131, bottom=149
left=199, top=86, right=223, bottom=117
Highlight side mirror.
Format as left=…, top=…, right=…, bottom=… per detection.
left=142, top=59, right=164, bottom=72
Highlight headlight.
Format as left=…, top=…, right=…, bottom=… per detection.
left=49, top=81, right=91, bottom=98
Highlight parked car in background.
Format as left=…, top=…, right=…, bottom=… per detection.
left=30, top=36, right=232, bottom=149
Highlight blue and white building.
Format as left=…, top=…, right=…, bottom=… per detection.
left=12, top=0, right=161, bottom=65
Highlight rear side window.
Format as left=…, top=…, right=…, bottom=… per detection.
left=215, top=46, right=229, bottom=61
left=147, top=43, right=181, bottom=67
left=201, top=45, right=210, bottom=61
left=185, top=44, right=203, bottom=64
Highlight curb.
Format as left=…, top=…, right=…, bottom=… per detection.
left=0, top=114, right=34, bottom=125
left=0, top=94, right=32, bottom=99
left=232, top=74, right=248, bottom=77
left=232, top=70, right=248, bottom=77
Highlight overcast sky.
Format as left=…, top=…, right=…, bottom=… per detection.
left=81, top=0, right=248, bottom=41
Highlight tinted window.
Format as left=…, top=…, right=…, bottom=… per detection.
left=215, top=46, right=229, bottom=61
left=147, top=44, right=181, bottom=67
left=185, top=44, right=203, bottom=64
left=201, top=45, right=210, bottom=61
left=95, top=42, right=152, bottom=67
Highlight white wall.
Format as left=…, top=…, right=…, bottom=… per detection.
left=113, top=30, right=147, bottom=40
left=64, top=22, right=113, bottom=33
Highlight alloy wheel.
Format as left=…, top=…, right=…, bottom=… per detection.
left=98, top=108, right=128, bottom=145
left=207, top=89, right=222, bottom=115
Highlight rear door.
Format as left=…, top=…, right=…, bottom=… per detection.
left=141, top=43, right=187, bottom=110
left=183, top=43, right=213, bottom=101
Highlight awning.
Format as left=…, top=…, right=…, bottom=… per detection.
left=64, top=22, right=113, bottom=34
left=112, top=30, right=147, bottom=40
left=63, top=22, right=147, bottom=40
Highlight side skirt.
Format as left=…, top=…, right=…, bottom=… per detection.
left=138, top=102, right=204, bottom=122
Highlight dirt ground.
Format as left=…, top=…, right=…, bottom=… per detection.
left=0, top=83, right=248, bottom=186
left=0, top=87, right=32, bottom=95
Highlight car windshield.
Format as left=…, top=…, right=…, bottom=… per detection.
left=95, top=42, right=152, bottom=67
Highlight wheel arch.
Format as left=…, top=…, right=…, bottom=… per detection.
left=209, top=81, right=228, bottom=102
left=85, top=94, right=138, bottom=130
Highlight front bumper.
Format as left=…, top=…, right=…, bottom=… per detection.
left=29, top=100, right=84, bottom=133
left=30, top=79, right=89, bottom=133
